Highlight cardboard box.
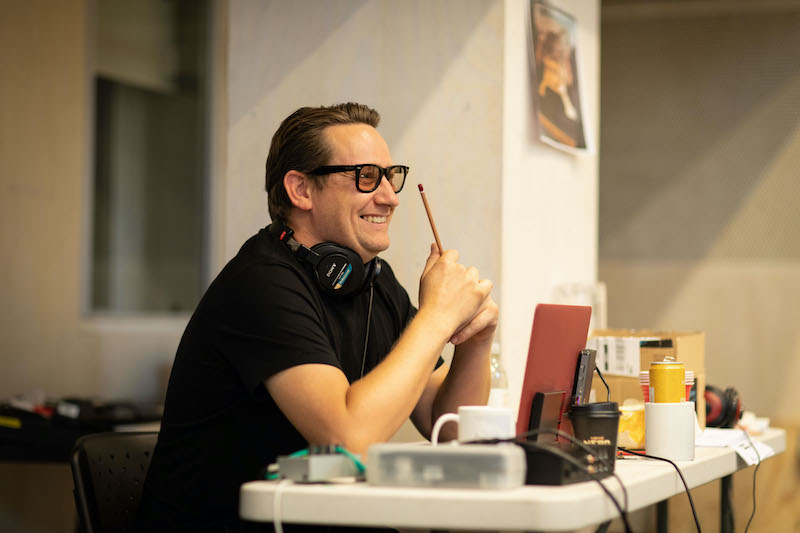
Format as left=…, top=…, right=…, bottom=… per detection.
left=589, top=329, right=706, bottom=428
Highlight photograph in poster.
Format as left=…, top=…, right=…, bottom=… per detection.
left=530, top=1, right=588, bottom=152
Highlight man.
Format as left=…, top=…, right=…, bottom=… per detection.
left=137, top=103, right=498, bottom=532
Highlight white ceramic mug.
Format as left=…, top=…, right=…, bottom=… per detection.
left=645, top=401, right=696, bottom=461
left=431, top=405, right=515, bottom=445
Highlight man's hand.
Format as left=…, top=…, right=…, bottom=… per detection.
left=418, top=244, right=493, bottom=337
left=450, top=294, right=498, bottom=346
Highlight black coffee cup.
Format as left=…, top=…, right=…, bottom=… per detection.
left=568, top=402, right=621, bottom=470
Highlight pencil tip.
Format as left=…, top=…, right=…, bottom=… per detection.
left=418, top=184, right=424, bottom=192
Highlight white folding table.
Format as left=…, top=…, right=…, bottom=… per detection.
left=239, top=428, right=785, bottom=531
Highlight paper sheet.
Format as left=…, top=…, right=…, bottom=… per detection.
left=694, top=428, right=775, bottom=465
left=695, top=428, right=747, bottom=447
left=734, top=439, right=775, bottom=466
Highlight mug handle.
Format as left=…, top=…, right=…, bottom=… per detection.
left=431, top=413, right=460, bottom=445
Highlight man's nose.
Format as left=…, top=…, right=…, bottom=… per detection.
left=374, top=175, right=400, bottom=206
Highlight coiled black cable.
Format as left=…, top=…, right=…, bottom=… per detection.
left=737, top=426, right=762, bottom=533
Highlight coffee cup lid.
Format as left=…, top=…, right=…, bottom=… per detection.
left=569, top=402, right=620, bottom=415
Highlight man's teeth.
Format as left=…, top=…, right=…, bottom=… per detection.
left=362, top=216, right=387, bottom=223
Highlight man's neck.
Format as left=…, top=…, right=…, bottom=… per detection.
left=281, top=214, right=319, bottom=251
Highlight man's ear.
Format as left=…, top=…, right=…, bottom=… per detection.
left=283, top=170, right=313, bottom=211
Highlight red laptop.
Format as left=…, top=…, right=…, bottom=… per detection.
left=516, top=303, right=593, bottom=437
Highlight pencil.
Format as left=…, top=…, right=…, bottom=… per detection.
left=418, top=184, right=443, bottom=254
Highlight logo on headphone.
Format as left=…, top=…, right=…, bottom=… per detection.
left=333, top=264, right=353, bottom=290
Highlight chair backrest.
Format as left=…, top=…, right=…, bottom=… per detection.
left=70, top=431, right=158, bottom=533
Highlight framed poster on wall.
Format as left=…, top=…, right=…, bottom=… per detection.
left=530, top=1, right=589, bottom=153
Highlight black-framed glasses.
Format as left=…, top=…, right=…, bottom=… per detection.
left=310, top=164, right=409, bottom=193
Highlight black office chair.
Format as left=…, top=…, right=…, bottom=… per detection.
left=70, top=431, right=158, bottom=533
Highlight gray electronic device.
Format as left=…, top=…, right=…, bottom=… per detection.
left=277, top=446, right=363, bottom=482
left=367, top=443, right=526, bottom=489
left=571, top=349, right=596, bottom=406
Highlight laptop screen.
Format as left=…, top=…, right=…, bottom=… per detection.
left=516, top=303, right=592, bottom=438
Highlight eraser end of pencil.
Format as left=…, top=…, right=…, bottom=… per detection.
left=418, top=184, right=424, bottom=192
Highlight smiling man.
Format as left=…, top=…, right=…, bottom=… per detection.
left=137, top=103, right=498, bottom=533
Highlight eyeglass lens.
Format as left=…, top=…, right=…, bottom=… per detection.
left=357, top=165, right=406, bottom=193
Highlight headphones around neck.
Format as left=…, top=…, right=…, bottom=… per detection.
left=270, top=222, right=381, bottom=297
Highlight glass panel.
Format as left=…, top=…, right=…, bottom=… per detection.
left=387, top=167, right=406, bottom=192
left=357, top=165, right=382, bottom=191
left=91, top=0, right=210, bottom=312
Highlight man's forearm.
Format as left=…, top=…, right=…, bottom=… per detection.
left=339, top=308, right=455, bottom=449
left=429, top=339, right=492, bottom=440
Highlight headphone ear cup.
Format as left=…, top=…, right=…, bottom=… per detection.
left=309, top=243, right=366, bottom=297
left=705, top=385, right=724, bottom=427
left=705, top=385, right=742, bottom=428
left=271, top=222, right=379, bottom=297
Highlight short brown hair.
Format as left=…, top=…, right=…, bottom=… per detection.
left=265, top=103, right=381, bottom=222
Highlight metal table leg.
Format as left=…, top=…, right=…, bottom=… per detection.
left=721, top=474, right=734, bottom=533
left=656, top=500, right=668, bottom=533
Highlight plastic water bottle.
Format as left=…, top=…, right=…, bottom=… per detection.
left=488, top=342, right=508, bottom=407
